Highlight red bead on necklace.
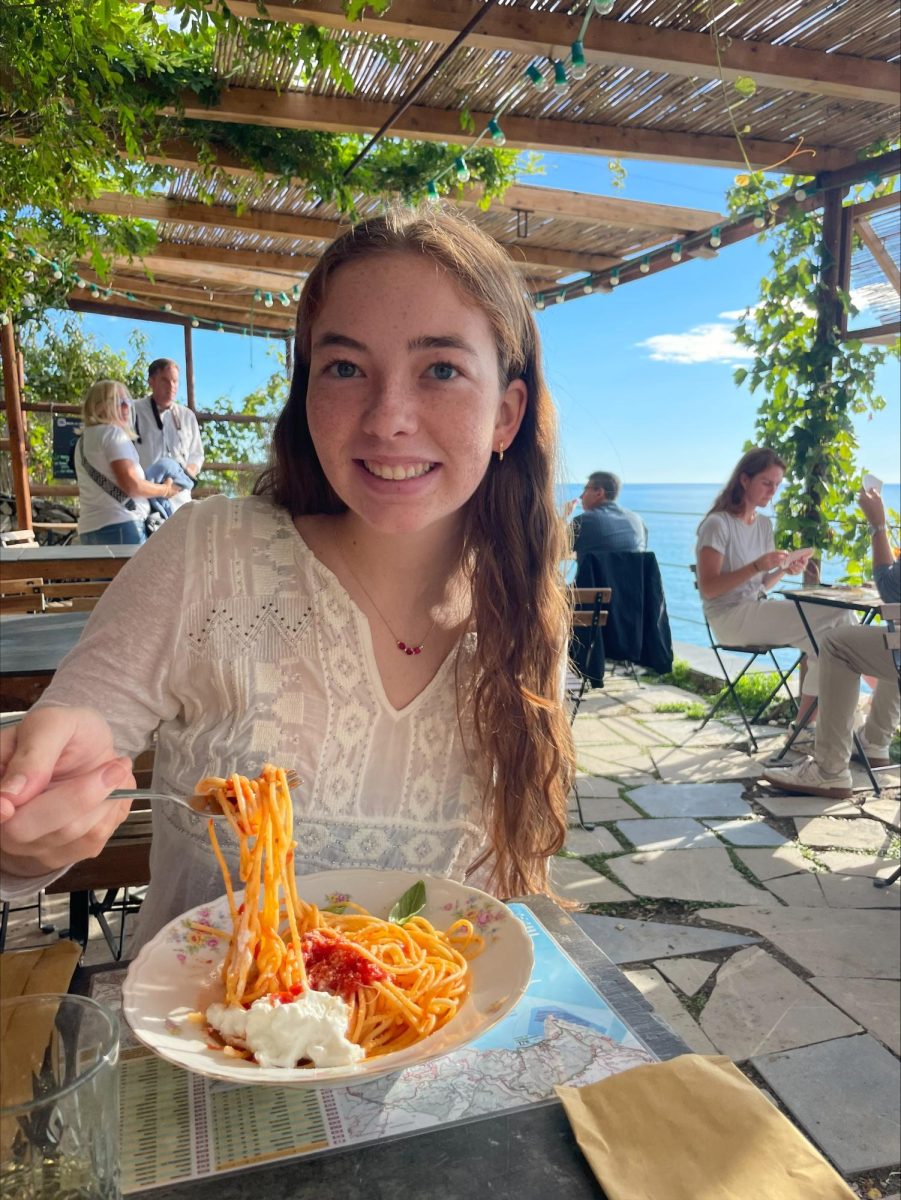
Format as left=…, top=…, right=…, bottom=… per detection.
left=397, top=641, right=423, bottom=655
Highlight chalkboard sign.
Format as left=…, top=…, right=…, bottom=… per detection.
left=52, top=414, right=82, bottom=480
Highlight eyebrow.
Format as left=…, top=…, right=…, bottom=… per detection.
left=312, top=332, right=478, bottom=356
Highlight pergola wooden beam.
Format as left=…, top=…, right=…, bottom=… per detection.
left=216, top=0, right=900, bottom=107
left=68, top=295, right=293, bottom=334
left=102, top=253, right=303, bottom=292
left=85, top=194, right=619, bottom=272
left=132, top=241, right=316, bottom=275
left=75, top=271, right=286, bottom=320
left=176, top=87, right=851, bottom=172
left=855, top=219, right=901, bottom=296
left=140, top=140, right=722, bottom=234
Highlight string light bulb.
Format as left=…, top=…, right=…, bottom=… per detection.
left=570, top=41, right=587, bottom=80
left=525, top=64, right=547, bottom=91
left=554, top=292, right=565, bottom=304
left=671, top=244, right=683, bottom=263
left=609, top=269, right=620, bottom=287
left=487, top=118, right=506, bottom=145
left=51, top=263, right=63, bottom=280
left=263, top=292, right=273, bottom=308
left=426, top=180, right=440, bottom=203
left=709, top=227, right=722, bottom=248
left=582, top=281, right=594, bottom=295
left=278, top=292, right=290, bottom=306
left=553, top=60, right=568, bottom=91
left=292, top=284, right=301, bottom=300
left=534, top=296, right=546, bottom=311
left=216, top=322, right=225, bottom=333
left=162, top=303, right=173, bottom=312
left=253, top=289, right=262, bottom=302
left=75, top=277, right=86, bottom=289
left=794, top=185, right=810, bottom=202
left=454, top=156, right=470, bottom=183
left=639, top=256, right=650, bottom=274
left=191, top=318, right=200, bottom=328
left=753, top=213, right=766, bottom=228
left=592, top=0, right=616, bottom=12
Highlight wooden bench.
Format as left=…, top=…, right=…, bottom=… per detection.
left=0, top=554, right=129, bottom=615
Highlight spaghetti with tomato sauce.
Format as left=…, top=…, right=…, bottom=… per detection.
left=195, top=766, right=483, bottom=1068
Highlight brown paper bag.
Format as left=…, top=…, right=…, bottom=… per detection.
left=556, top=1054, right=855, bottom=1200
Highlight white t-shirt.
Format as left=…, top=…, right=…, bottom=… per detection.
left=695, top=511, right=775, bottom=619
left=75, top=425, right=150, bottom=535
left=133, top=396, right=204, bottom=513
left=29, top=496, right=490, bottom=951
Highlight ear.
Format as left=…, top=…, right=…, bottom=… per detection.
left=493, top=378, right=527, bottom=451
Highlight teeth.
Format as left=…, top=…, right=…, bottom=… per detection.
left=363, top=461, right=434, bottom=481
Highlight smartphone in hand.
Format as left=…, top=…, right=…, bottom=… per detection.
left=862, top=473, right=883, bottom=494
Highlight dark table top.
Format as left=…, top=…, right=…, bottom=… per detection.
left=76, top=895, right=688, bottom=1200
left=0, top=610, right=90, bottom=676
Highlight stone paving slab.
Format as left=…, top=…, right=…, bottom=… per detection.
left=615, top=817, right=721, bottom=851
left=652, top=747, right=764, bottom=783
left=606, top=848, right=766, bottom=904
left=569, top=794, right=640, bottom=824
left=573, top=693, right=622, bottom=714
left=816, top=850, right=901, bottom=879
left=572, top=774, right=622, bottom=798
left=808, top=977, right=901, bottom=1055
left=698, top=947, right=861, bottom=1061
left=563, top=826, right=623, bottom=856
left=577, top=747, right=657, bottom=780
left=601, top=716, right=680, bottom=747
left=751, top=1035, right=901, bottom=1174
left=734, top=846, right=817, bottom=880
left=703, top=907, right=901, bottom=979
left=573, top=718, right=635, bottom=747
left=572, top=914, right=758, bottom=964
left=622, top=968, right=718, bottom=1055
left=625, top=782, right=752, bottom=819
left=653, top=957, right=717, bottom=996
left=794, top=815, right=893, bottom=852
left=762, top=873, right=828, bottom=907
left=549, top=857, right=632, bottom=904
left=861, top=796, right=901, bottom=829
left=816, top=873, right=900, bottom=909
left=753, top=793, right=862, bottom=818
left=703, top=818, right=789, bottom=847
left=619, top=684, right=706, bottom=712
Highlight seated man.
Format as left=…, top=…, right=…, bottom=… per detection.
left=570, top=471, right=647, bottom=564
left=763, top=486, right=900, bottom=799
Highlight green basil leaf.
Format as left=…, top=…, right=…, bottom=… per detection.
left=322, top=903, right=348, bottom=914
left=388, top=880, right=426, bottom=926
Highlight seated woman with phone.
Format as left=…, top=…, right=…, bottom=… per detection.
left=695, top=448, right=852, bottom=727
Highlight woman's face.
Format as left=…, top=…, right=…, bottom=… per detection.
left=741, top=466, right=783, bottom=510
left=114, top=392, right=132, bottom=428
left=305, top=252, right=526, bottom=537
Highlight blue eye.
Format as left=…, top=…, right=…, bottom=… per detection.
left=430, top=362, right=457, bottom=381
left=329, top=360, right=358, bottom=378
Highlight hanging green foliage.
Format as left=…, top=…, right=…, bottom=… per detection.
left=0, top=0, right=523, bottom=323
left=726, top=165, right=900, bottom=580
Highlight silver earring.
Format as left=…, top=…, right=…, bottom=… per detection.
left=497, top=441, right=505, bottom=462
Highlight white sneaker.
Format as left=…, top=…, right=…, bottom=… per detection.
left=851, top=731, right=891, bottom=769
left=762, top=757, right=853, bottom=799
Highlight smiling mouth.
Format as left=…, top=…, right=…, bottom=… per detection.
left=361, top=461, right=436, bottom=481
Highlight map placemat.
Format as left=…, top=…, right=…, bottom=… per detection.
left=98, top=904, right=656, bottom=1194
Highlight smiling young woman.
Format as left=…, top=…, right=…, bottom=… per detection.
left=0, top=206, right=575, bottom=946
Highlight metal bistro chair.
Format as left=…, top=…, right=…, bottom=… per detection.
left=874, top=602, right=900, bottom=891
left=690, top=566, right=802, bottom=752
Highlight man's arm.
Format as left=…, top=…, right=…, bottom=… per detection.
left=184, top=410, right=204, bottom=477
left=859, top=487, right=899, bottom=603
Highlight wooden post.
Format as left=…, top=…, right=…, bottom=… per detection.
left=285, top=336, right=293, bottom=381
left=183, top=320, right=196, bottom=411
left=1, top=316, right=33, bottom=531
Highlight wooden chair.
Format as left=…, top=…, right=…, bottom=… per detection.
left=567, top=587, right=612, bottom=724
left=0, top=529, right=39, bottom=549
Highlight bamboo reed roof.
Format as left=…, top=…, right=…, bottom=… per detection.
left=70, top=0, right=901, bottom=332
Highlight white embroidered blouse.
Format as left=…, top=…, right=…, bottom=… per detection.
left=33, top=495, right=489, bottom=950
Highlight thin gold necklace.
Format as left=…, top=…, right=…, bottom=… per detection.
left=336, top=547, right=437, bottom=656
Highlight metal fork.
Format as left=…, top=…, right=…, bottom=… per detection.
left=109, top=770, right=301, bottom=818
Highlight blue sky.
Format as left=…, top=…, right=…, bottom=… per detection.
left=76, top=152, right=900, bottom=487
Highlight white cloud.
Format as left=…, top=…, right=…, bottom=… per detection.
left=636, top=322, right=754, bottom=365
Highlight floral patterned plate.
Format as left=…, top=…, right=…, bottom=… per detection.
left=122, top=869, right=533, bottom=1087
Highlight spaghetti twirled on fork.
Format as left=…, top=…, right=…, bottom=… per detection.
left=196, top=765, right=483, bottom=1061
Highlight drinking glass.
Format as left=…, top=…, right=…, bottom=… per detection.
left=0, top=993, right=120, bottom=1200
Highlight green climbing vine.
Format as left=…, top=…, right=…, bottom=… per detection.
left=726, top=163, right=900, bottom=579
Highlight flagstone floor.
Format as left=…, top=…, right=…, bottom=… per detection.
left=565, top=671, right=900, bottom=1193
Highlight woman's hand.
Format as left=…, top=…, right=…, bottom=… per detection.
left=753, top=550, right=790, bottom=573
left=0, top=707, right=134, bottom=879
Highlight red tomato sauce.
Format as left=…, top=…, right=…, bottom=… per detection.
left=301, top=930, right=387, bottom=999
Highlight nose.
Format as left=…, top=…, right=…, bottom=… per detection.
left=359, top=374, right=419, bottom=440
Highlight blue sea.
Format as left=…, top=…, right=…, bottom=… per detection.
left=560, top=482, right=901, bottom=649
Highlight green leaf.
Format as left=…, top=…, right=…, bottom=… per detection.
left=388, top=880, right=426, bottom=926
left=322, top=903, right=348, bottom=914
left=733, top=76, right=757, bottom=98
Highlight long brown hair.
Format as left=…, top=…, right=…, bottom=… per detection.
left=254, top=205, right=575, bottom=899
left=705, top=447, right=786, bottom=520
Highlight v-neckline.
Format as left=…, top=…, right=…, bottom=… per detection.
left=284, top=512, right=461, bottom=720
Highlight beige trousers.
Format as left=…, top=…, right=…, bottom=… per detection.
left=815, top=624, right=900, bottom=776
